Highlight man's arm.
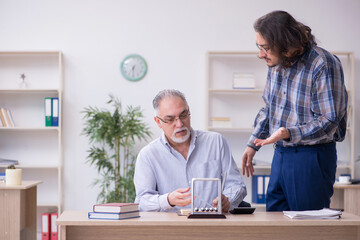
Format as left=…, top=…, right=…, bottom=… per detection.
left=243, top=71, right=272, bottom=176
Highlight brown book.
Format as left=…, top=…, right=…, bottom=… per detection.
left=2, top=108, right=12, bottom=127
left=6, top=109, right=15, bottom=127
left=0, top=108, right=7, bottom=127
left=93, top=203, right=139, bottom=213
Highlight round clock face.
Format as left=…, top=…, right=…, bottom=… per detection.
left=120, top=54, right=147, bottom=81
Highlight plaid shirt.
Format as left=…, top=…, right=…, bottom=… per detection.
left=248, top=46, right=348, bottom=149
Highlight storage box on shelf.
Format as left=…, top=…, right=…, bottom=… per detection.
left=206, top=51, right=355, bottom=205
left=0, top=51, right=63, bottom=237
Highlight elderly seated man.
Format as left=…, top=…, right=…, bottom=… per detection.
left=134, top=89, right=247, bottom=212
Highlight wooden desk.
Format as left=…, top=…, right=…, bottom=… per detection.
left=57, top=211, right=360, bottom=240
left=331, top=184, right=360, bottom=216
left=0, top=181, right=42, bottom=240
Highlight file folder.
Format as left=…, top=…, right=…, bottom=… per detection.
left=252, top=175, right=270, bottom=204
left=51, top=97, right=59, bottom=127
left=50, top=213, right=58, bottom=240
left=45, top=98, right=52, bottom=127
left=42, top=213, right=50, bottom=240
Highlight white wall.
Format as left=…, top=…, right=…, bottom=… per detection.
left=0, top=0, right=359, bottom=211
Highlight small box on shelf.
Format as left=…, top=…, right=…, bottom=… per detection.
left=232, top=73, right=255, bottom=89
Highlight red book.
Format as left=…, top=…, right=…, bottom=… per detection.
left=41, top=213, right=50, bottom=240
left=93, top=203, right=139, bottom=213
left=50, top=213, right=58, bottom=240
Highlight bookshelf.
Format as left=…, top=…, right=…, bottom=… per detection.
left=0, top=51, right=63, bottom=236
left=206, top=51, right=355, bottom=205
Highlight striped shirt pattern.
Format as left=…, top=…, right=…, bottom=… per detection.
left=248, top=46, right=348, bottom=148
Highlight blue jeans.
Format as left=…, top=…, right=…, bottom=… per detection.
left=266, top=142, right=337, bottom=211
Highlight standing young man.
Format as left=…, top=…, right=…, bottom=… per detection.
left=242, top=11, right=348, bottom=211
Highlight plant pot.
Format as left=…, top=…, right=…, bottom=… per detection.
left=6, top=169, right=22, bottom=185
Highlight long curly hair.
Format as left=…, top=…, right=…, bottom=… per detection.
left=254, top=11, right=317, bottom=68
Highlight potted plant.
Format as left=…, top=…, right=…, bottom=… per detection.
left=82, top=95, right=151, bottom=203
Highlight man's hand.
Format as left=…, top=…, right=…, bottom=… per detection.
left=241, top=146, right=256, bottom=177
left=167, top=187, right=192, bottom=207
left=254, top=127, right=290, bottom=147
left=212, top=194, right=230, bottom=213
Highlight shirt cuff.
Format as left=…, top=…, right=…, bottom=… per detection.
left=247, top=135, right=260, bottom=151
left=159, top=193, right=174, bottom=210
left=287, top=126, right=302, bottom=143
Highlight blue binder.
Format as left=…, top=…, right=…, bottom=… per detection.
left=252, top=175, right=270, bottom=204
left=51, top=98, right=59, bottom=127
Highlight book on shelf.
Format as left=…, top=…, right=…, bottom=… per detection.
left=93, top=202, right=139, bottom=213
left=210, top=117, right=232, bottom=128
left=88, top=211, right=140, bottom=220
left=0, top=111, right=3, bottom=127
left=283, top=208, right=342, bottom=219
left=0, top=108, right=15, bottom=127
left=0, top=108, right=9, bottom=127
left=0, top=158, right=19, bottom=166
left=7, top=109, right=15, bottom=127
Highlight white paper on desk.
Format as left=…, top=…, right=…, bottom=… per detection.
left=283, top=208, right=342, bottom=219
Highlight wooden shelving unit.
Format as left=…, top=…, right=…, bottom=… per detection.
left=0, top=51, right=63, bottom=237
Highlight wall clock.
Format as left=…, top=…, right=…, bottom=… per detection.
left=120, top=54, right=147, bottom=81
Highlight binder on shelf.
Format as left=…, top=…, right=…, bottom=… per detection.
left=41, top=213, right=50, bottom=240
left=252, top=175, right=270, bottom=204
left=50, top=212, right=58, bottom=240
left=51, top=97, right=59, bottom=127
left=45, top=97, right=52, bottom=127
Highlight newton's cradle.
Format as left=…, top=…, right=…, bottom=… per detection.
left=187, top=178, right=226, bottom=219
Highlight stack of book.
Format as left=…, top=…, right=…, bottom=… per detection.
left=88, top=203, right=140, bottom=220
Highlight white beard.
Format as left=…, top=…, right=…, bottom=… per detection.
left=171, top=127, right=190, bottom=143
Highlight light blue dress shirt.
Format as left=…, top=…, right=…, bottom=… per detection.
left=134, top=128, right=247, bottom=212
